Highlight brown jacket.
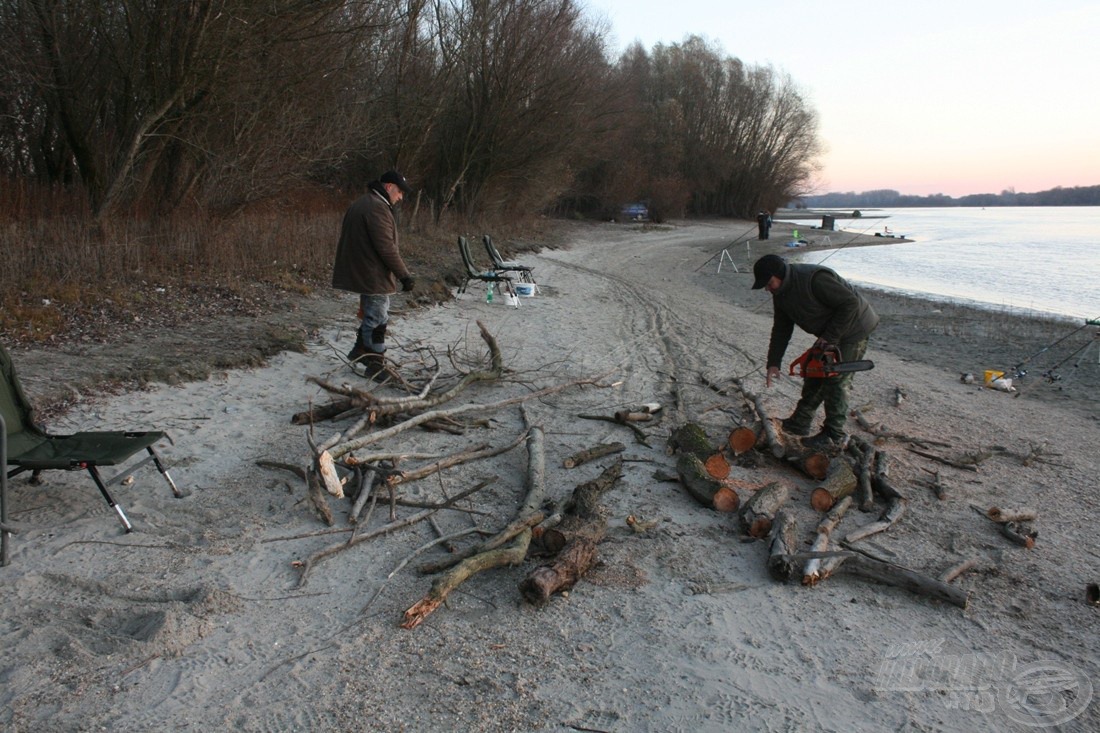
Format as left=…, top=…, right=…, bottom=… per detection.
left=331, top=183, right=410, bottom=294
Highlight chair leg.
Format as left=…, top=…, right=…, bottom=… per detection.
left=87, top=466, right=133, bottom=533
left=148, top=446, right=183, bottom=498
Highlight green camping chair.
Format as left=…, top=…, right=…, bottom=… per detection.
left=1, top=342, right=182, bottom=560
left=458, top=235, right=516, bottom=296
left=481, top=234, right=537, bottom=286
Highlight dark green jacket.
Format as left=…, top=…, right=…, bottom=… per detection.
left=331, top=183, right=411, bottom=295
left=766, top=263, right=879, bottom=369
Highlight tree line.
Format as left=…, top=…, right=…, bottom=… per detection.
left=0, top=0, right=820, bottom=223
left=797, top=185, right=1100, bottom=209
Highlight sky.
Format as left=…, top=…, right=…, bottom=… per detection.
left=584, top=0, right=1100, bottom=197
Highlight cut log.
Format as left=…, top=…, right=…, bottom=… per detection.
left=738, top=481, right=790, bottom=538
left=728, top=426, right=759, bottom=455
left=987, top=506, right=1037, bottom=523
left=766, top=509, right=799, bottom=581
left=704, top=452, right=731, bottom=480
left=810, top=458, right=857, bottom=512
left=676, top=453, right=739, bottom=512
left=563, top=441, right=625, bottom=469
left=519, top=461, right=622, bottom=604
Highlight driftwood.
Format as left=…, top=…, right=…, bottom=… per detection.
left=766, top=509, right=799, bottom=581
left=831, top=552, right=970, bottom=609
left=563, top=441, right=625, bottom=469
left=803, top=496, right=853, bottom=586
left=293, top=481, right=488, bottom=587
left=1000, top=521, right=1038, bottom=549
left=843, top=497, right=906, bottom=544
left=738, top=481, right=789, bottom=538
left=987, top=506, right=1037, bottom=523
left=519, top=460, right=623, bottom=604
left=906, top=447, right=979, bottom=472
left=401, top=409, right=546, bottom=629
left=676, top=453, right=739, bottom=512
left=940, top=558, right=979, bottom=584
left=810, top=458, right=857, bottom=512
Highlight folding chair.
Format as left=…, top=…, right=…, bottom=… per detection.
left=458, top=235, right=516, bottom=296
left=482, top=234, right=537, bottom=287
left=1, top=342, right=182, bottom=556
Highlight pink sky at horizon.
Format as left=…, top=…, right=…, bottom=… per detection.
left=586, top=0, right=1100, bottom=198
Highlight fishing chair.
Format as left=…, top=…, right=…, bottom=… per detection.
left=1, top=342, right=182, bottom=559
left=481, top=234, right=538, bottom=288
left=458, top=235, right=516, bottom=296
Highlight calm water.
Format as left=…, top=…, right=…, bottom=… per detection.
left=783, top=207, right=1100, bottom=322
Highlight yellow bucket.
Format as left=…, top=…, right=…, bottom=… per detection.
left=984, top=370, right=1005, bottom=386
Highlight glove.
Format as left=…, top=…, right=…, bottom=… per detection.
left=400, top=276, right=416, bottom=292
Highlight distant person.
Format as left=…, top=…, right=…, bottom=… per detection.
left=751, top=254, right=879, bottom=449
left=757, top=211, right=772, bottom=240
left=332, top=170, right=416, bottom=379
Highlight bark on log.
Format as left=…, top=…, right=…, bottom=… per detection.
left=563, top=442, right=625, bottom=469
left=519, top=460, right=622, bottom=604
left=832, top=553, right=969, bottom=609
left=766, top=509, right=799, bottom=581
left=738, top=481, right=790, bottom=538
left=728, top=426, right=759, bottom=455
left=803, top=496, right=853, bottom=586
left=848, top=436, right=876, bottom=511
left=810, top=458, right=857, bottom=512
left=668, top=423, right=715, bottom=461
left=676, top=453, right=739, bottom=512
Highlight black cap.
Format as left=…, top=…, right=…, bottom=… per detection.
left=380, top=170, right=413, bottom=194
left=752, top=254, right=787, bottom=289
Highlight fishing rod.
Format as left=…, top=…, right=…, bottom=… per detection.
left=1004, top=314, right=1100, bottom=380
left=694, top=222, right=759, bottom=272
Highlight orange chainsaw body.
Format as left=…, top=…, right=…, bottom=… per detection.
left=788, top=346, right=874, bottom=378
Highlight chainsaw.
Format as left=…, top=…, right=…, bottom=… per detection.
left=788, top=345, right=875, bottom=379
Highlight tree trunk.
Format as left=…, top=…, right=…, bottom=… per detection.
left=810, top=458, right=857, bottom=512
left=738, top=481, right=789, bottom=538
left=676, top=453, right=739, bottom=512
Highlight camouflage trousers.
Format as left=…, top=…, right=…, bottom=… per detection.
left=788, top=338, right=869, bottom=438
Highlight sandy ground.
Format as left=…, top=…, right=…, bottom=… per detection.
left=3, top=220, right=1099, bottom=732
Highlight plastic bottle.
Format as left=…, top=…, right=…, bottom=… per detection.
left=486, top=283, right=493, bottom=304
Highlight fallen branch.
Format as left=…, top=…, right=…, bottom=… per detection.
left=563, top=442, right=625, bottom=469
left=803, top=496, right=853, bottom=586
left=939, top=558, right=979, bottom=584
left=906, top=447, right=979, bottom=472
left=401, top=408, right=546, bottom=628
left=293, top=482, right=488, bottom=587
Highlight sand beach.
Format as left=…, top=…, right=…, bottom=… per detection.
left=2, top=219, right=1098, bottom=732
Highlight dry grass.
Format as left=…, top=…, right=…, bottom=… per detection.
left=0, top=185, right=559, bottom=344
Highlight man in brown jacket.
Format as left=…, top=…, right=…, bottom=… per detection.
left=332, top=170, right=416, bottom=378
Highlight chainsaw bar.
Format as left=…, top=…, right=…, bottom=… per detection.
left=829, top=359, right=875, bottom=373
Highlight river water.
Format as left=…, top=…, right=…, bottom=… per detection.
left=779, top=207, right=1100, bottom=323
